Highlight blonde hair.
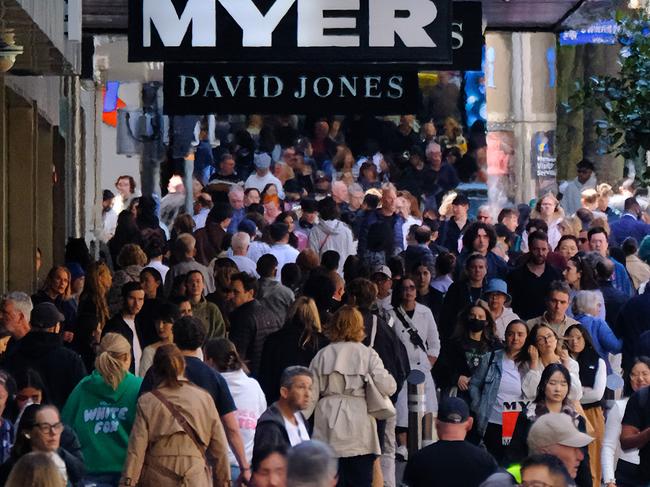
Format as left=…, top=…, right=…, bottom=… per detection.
left=43, top=266, right=72, bottom=300
left=95, top=333, right=131, bottom=390
left=327, top=305, right=366, bottom=343
left=116, top=244, right=148, bottom=268
left=581, top=189, right=598, bottom=206
left=597, top=183, right=613, bottom=198
left=84, top=262, right=111, bottom=330
left=288, top=297, right=322, bottom=349
left=6, top=452, right=65, bottom=487
left=557, top=216, right=581, bottom=237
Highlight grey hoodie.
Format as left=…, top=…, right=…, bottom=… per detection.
left=307, top=219, right=356, bottom=274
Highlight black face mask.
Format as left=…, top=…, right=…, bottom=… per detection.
left=468, top=319, right=487, bottom=333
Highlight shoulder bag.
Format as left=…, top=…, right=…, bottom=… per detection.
left=365, top=323, right=396, bottom=420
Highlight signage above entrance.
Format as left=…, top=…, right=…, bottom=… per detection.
left=129, top=0, right=453, bottom=65
left=163, top=64, right=420, bottom=115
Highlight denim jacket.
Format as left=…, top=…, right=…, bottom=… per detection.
left=469, top=349, right=513, bottom=438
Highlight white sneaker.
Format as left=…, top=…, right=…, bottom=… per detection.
left=396, top=445, right=408, bottom=462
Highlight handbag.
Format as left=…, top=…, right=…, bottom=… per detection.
left=365, top=325, right=396, bottom=420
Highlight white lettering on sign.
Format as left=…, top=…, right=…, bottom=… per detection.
left=142, top=0, right=439, bottom=48
left=369, top=0, right=437, bottom=47
left=298, top=0, right=360, bottom=47
left=220, top=0, right=295, bottom=47
left=178, top=74, right=406, bottom=100
left=142, top=0, right=216, bottom=47
left=451, top=22, right=464, bottom=49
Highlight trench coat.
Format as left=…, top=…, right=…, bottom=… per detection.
left=307, top=341, right=397, bottom=458
left=120, top=379, right=230, bottom=487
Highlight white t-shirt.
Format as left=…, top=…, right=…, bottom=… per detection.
left=283, top=413, right=310, bottom=446
left=270, top=244, right=299, bottom=280
left=221, top=369, right=267, bottom=466
left=244, top=172, right=285, bottom=199
left=489, top=356, right=523, bottom=425
left=124, top=317, right=142, bottom=376
left=231, top=255, right=259, bottom=277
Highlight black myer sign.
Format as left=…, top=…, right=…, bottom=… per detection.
left=449, top=1, right=482, bottom=71
left=129, top=0, right=453, bottom=65
left=163, top=64, right=420, bottom=115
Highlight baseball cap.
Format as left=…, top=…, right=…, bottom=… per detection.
left=30, top=302, right=64, bottom=329
left=437, top=397, right=470, bottom=424
left=527, top=413, right=593, bottom=453
left=254, top=152, right=272, bottom=169
left=372, top=265, right=392, bottom=279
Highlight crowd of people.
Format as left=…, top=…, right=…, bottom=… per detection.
left=1, top=114, right=650, bottom=487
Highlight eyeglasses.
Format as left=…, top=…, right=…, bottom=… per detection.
left=33, top=422, right=64, bottom=434
left=536, top=334, right=556, bottom=344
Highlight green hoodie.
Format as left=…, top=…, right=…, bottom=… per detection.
left=61, top=370, right=143, bottom=474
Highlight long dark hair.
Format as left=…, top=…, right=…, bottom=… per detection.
left=568, top=254, right=599, bottom=290
left=564, top=324, right=600, bottom=388
left=452, top=301, right=499, bottom=348
left=12, top=404, right=58, bottom=460
left=534, top=363, right=571, bottom=406
left=204, top=338, right=249, bottom=374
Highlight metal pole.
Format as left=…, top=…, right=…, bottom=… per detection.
left=407, top=370, right=426, bottom=457
left=140, top=82, right=163, bottom=198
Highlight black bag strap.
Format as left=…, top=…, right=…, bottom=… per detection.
left=394, top=307, right=428, bottom=354
left=152, top=389, right=207, bottom=461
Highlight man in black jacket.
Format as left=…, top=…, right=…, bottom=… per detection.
left=346, top=277, right=410, bottom=487
left=4, top=302, right=86, bottom=409
left=254, top=366, right=313, bottom=454
left=102, top=281, right=145, bottom=375
left=229, top=272, right=281, bottom=376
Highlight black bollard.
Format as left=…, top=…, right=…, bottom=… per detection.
left=406, top=369, right=426, bottom=457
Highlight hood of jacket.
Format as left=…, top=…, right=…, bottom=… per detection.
left=257, top=402, right=287, bottom=428
left=316, top=219, right=342, bottom=236
left=77, top=369, right=142, bottom=403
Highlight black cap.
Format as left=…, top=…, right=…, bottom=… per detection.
left=452, top=193, right=470, bottom=206
left=30, top=303, right=64, bottom=329
left=103, top=189, right=115, bottom=201
left=437, top=397, right=470, bottom=424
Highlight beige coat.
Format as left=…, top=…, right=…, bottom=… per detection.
left=307, top=341, right=396, bottom=458
left=120, top=380, right=230, bottom=487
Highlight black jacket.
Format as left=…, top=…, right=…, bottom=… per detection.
left=258, top=323, right=329, bottom=404
left=229, top=300, right=282, bottom=377
left=102, top=314, right=143, bottom=374
left=3, top=331, right=87, bottom=410
left=253, top=403, right=312, bottom=454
